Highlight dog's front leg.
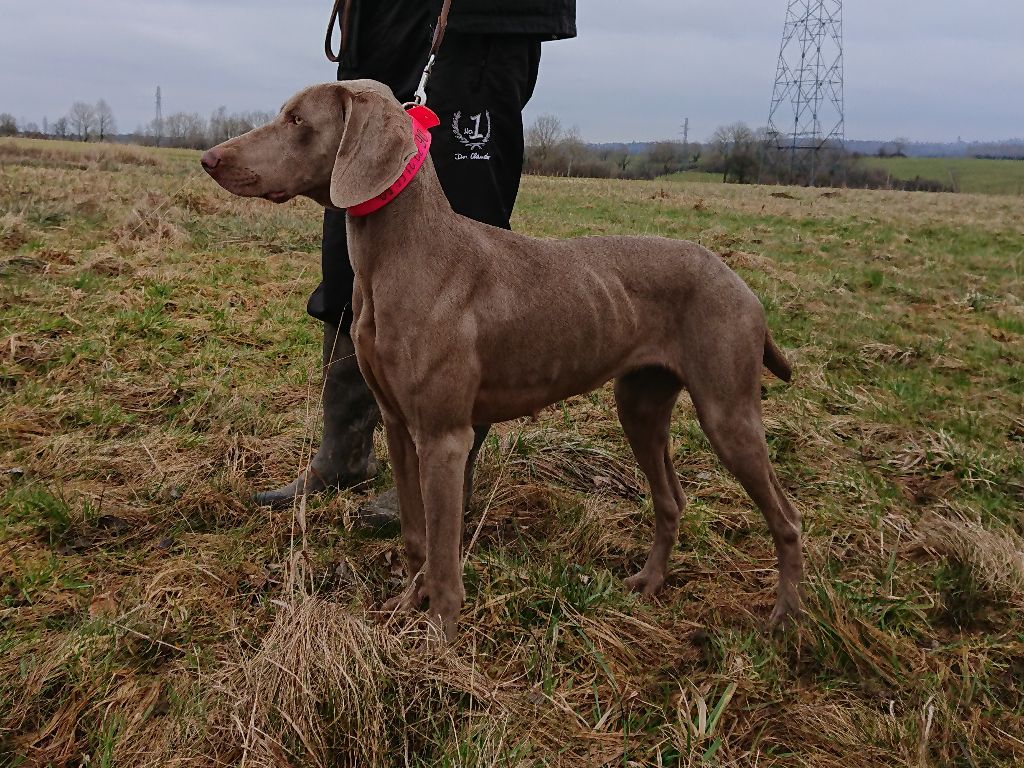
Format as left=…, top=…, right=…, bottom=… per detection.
left=417, top=427, right=475, bottom=639
left=381, top=418, right=428, bottom=613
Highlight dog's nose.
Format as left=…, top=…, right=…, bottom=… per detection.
left=200, top=148, right=222, bottom=172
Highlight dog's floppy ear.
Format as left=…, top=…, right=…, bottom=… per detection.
left=330, top=88, right=417, bottom=209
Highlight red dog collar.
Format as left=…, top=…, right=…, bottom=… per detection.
left=346, top=105, right=440, bottom=217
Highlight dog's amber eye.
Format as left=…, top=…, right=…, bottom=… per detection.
left=292, top=115, right=303, bottom=125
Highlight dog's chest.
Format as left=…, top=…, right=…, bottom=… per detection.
left=349, top=289, right=398, bottom=418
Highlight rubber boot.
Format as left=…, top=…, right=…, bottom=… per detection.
left=254, top=322, right=380, bottom=508
left=351, top=424, right=491, bottom=530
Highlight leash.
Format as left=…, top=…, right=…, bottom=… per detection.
left=325, top=0, right=452, bottom=106
left=324, top=0, right=353, bottom=64
left=412, top=0, right=452, bottom=105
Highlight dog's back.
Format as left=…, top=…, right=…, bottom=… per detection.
left=447, top=224, right=769, bottom=423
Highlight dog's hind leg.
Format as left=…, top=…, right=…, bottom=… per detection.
left=615, top=367, right=685, bottom=596
left=460, top=424, right=491, bottom=549
left=688, top=379, right=803, bottom=627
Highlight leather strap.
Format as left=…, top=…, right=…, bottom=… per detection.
left=430, top=0, right=453, bottom=57
left=324, top=0, right=353, bottom=64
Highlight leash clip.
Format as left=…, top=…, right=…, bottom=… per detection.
left=412, top=53, right=436, bottom=106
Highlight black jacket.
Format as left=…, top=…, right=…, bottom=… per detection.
left=437, top=0, right=576, bottom=40
left=337, top=0, right=575, bottom=82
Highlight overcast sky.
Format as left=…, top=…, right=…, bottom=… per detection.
left=2, top=1, right=1021, bottom=143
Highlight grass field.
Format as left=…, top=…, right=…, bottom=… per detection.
left=2, top=137, right=1023, bottom=766
left=858, top=156, right=1024, bottom=195
left=660, top=170, right=724, bottom=185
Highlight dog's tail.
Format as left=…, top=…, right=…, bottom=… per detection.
left=763, top=331, right=792, bottom=382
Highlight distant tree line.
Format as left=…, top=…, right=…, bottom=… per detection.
left=0, top=102, right=273, bottom=148
left=524, top=115, right=802, bottom=183
left=524, top=114, right=701, bottom=180
left=140, top=107, right=275, bottom=149
left=1, top=100, right=116, bottom=142
left=5, top=101, right=1019, bottom=187
left=847, top=138, right=1024, bottom=160
left=974, top=153, right=1024, bottom=161
left=523, top=115, right=971, bottom=191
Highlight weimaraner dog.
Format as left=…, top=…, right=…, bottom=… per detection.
left=201, top=80, right=802, bottom=637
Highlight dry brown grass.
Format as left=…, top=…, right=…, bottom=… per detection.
left=2, top=138, right=1023, bottom=766
left=911, top=505, right=1024, bottom=608
left=0, top=137, right=160, bottom=169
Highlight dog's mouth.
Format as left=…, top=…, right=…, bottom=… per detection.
left=262, top=191, right=293, bottom=204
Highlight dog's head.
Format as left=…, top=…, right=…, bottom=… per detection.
left=200, top=80, right=418, bottom=209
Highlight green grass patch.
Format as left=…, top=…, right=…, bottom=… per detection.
left=859, top=155, right=1024, bottom=195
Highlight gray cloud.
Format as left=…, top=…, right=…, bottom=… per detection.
left=2, top=1, right=1021, bottom=142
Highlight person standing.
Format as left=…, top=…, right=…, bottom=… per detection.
left=255, top=0, right=576, bottom=523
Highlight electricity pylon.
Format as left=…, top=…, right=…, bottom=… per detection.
left=765, top=0, right=844, bottom=185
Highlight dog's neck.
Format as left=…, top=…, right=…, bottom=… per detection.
left=344, top=156, right=456, bottom=275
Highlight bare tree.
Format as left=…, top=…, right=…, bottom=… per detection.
left=95, top=99, right=117, bottom=141
left=0, top=113, right=16, bottom=136
left=708, top=122, right=758, bottom=183
left=68, top=101, right=97, bottom=141
left=164, top=111, right=208, bottom=148
left=208, top=106, right=257, bottom=144
left=525, top=114, right=563, bottom=166
left=560, top=126, right=587, bottom=176
left=208, top=107, right=225, bottom=144
left=52, top=117, right=69, bottom=139
left=244, top=110, right=274, bottom=129
left=648, top=141, right=686, bottom=176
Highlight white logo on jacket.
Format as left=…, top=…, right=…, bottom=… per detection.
left=452, top=110, right=492, bottom=160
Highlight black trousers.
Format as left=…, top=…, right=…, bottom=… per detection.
left=307, top=33, right=542, bottom=327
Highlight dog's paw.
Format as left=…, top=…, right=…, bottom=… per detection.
left=379, top=583, right=426, bottom=618
left=624, top=570, right=665, bottom=596
left=426, top=608, right=459, bottom=644
left=768, top=589, right=802, bottom=631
